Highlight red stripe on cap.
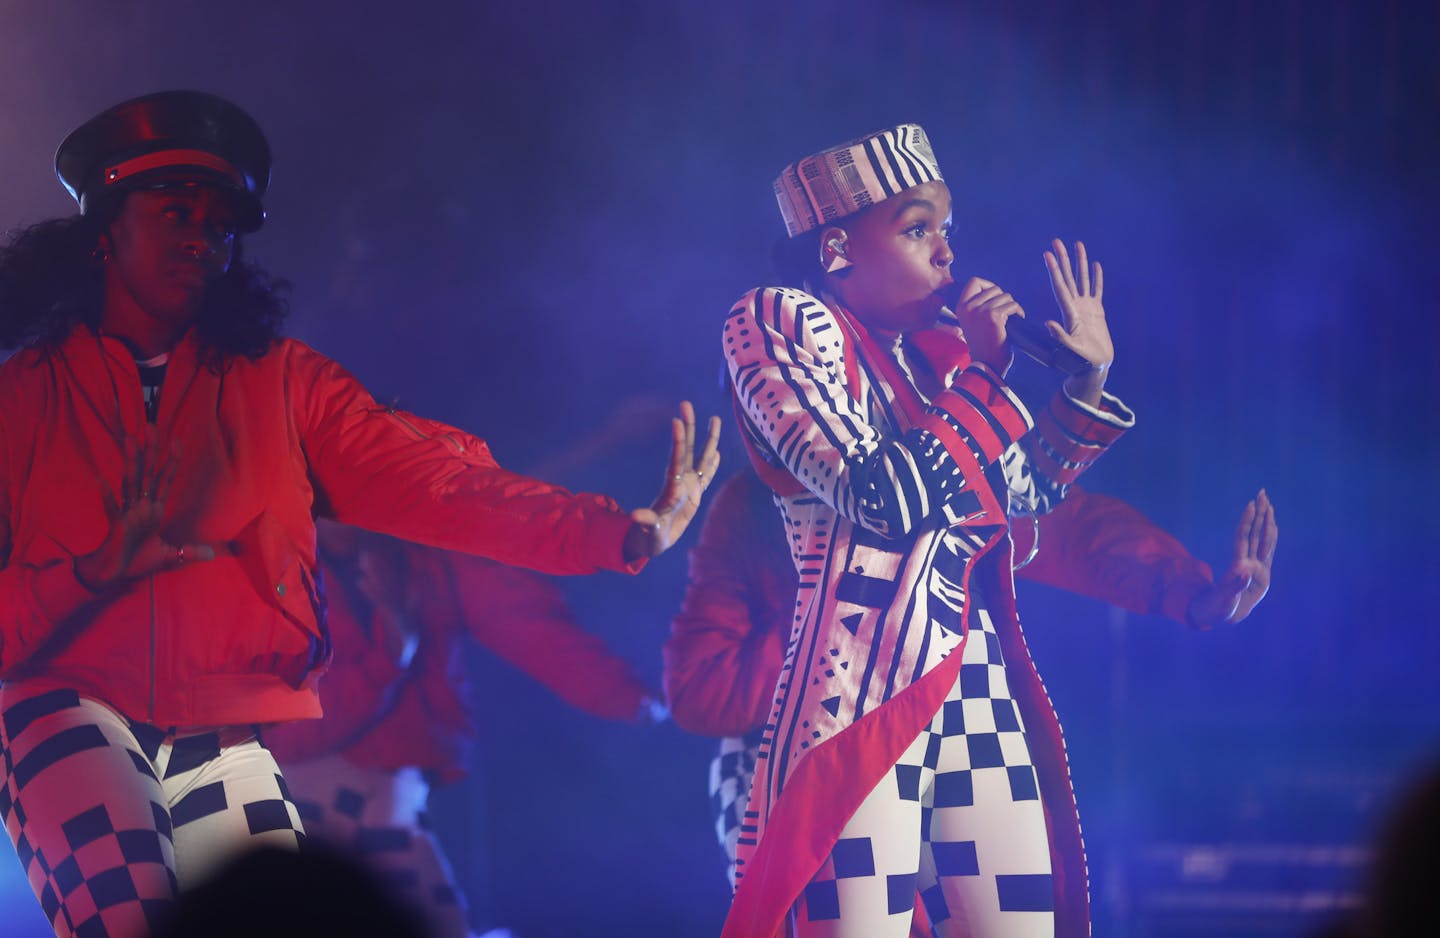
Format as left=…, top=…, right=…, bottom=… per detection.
left=103, top=149, right=244, bottom=188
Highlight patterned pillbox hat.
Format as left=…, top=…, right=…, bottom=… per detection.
left=772, top=124, right=943, bottom=237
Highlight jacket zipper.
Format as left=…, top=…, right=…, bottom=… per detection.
left=90, top=333, right=165, bottom=723
left=385, top=406, right=466, bottom=456
left=148, top=574, right=157, bottom=721
left=131, top=346, right=161, bottom=722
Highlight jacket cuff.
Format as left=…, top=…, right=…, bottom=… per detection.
left=1030, top=389, right=1135, bottom=485
left=1165, top=573, right=1216, bottom=630
left=587, top=508, right=648, bottom=575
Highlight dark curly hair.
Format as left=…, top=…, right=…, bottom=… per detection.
left=0, top=199, right=289, bottom=365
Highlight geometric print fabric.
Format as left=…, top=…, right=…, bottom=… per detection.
left=792, top=608, right=1055, bottom=938
left=0, top=690, right=303, bottom=938
left=279, top=754, right=470, bottom=938
left=709, top=732, right=760, bottom=889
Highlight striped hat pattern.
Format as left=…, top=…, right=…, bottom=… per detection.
left=772, top=124, right=943, bottom=238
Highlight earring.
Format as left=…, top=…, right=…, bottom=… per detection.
left=822, top=237, right=851, bottom=274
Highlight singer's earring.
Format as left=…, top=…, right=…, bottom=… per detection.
left=822, top=237, right=851, bottom=274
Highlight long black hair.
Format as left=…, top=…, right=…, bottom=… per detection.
left=0, top=199, right=289, bottom=364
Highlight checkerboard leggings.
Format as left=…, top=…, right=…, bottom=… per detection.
left=0, top=689, right=304, bottom=938
left=710, top=732, right=759, bottom=889
left=790, top=609, right=1057, bottom=938
left=281, top=753, right=470, bottom=938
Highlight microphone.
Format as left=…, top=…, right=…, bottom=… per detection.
left=938, top=281, right=1093, bottom=376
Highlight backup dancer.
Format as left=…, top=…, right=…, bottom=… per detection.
left=268, top=522, right=663, bottom=937
left=0, top=90, right=718, bottom=938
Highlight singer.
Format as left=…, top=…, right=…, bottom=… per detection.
left=721, top=124, right=1274, bottom=938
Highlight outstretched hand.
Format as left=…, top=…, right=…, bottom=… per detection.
left=74, top=428, right=227, bottom=591
left=1044, top=238, right=1115, bottom=405
left=622, top=401, right=722, bottom=564
left=1187, top=489, right=1279, bottom=629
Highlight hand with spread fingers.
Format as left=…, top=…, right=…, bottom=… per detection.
left=1187, top=489, right=1279, bottom=629
left=73, top=428, right=227, bottom=591
left=1043, top=238, right=1115, bottom=406
left=623, top=401, right=723, bottom=564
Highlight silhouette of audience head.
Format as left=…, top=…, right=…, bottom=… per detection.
left=152, top=842, right=431, bottom=938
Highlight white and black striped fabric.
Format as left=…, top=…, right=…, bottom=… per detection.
left=773, top=124, right=943, bottom=237
left=723, top=284, right=1133, bottom=932
left=727, top=289, right=1055, bottom=808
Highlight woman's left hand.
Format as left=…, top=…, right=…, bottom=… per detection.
left=622, top=401, right=723, bottom=563
left=1187, top=489, right=1279, bottom=628
left=1044, top=238, right=1115, bottom=405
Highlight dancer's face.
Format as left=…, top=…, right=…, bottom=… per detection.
left=827, top=180, right=955, bottom=335
left=100, top=186, right=237, bottom=333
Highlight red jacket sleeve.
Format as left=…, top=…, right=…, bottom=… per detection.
left=663, top=471, right=795, bottom=738
left=440, top=550, right=653, bottom=721
left=1015, top=487, right=1213, bottom=627
left=288, top=342, right=639, bottom=577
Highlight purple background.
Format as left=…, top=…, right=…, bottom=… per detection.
left=1, top=2, right=1435, bottom=936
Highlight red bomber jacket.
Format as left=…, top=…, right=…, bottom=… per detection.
left=266, top=538, right=654, bottom=783
left=0, top=327, right=639, bottom=727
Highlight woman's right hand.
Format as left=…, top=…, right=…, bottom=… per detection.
left=73, top=428, right=225, bottom=591
left=953, top=276, right=1025, bottom=376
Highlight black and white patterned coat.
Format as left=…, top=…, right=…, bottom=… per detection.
left=722, top=285, right=1133, bottom=933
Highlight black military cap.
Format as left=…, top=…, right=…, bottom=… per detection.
left=55, top=90, right=272, bottom=232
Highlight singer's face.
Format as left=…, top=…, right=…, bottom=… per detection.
left=831, top=180, right=955, bottom=335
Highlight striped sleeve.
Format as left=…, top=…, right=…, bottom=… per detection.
left=726, top=287, right=1033, bottom=538
left=1028, top=388, right=1136, bottom=487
